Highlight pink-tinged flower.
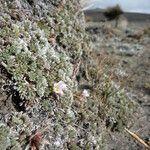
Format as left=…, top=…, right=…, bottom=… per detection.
left=82, top=89, right=90, bottom=97
left=53, top=81, right=67, bottom=96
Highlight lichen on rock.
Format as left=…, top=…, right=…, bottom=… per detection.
left=0, top=125, right=21, bottom=150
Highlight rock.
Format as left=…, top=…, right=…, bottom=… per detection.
left=117, top=15, right=128, bottom=31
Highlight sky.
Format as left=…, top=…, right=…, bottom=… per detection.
left=83, top=0, right=150, bottom=14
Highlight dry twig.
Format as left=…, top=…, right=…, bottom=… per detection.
left=125, top=128, right=150, bottom=149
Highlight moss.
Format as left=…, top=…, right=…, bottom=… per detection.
left=0, top=19, right=74, bottom=102
left=41, top=99, right=52, bottom=112
left=93, top=75, right=135, bottom=131
left=0, top=125, right=10, bottom=150
left=0, top=125, right=21, bottom=150
left=144, top=83, right=150, bottom=91
left=107, top=87, right=135, bottom=131
left=78, top=49, right=136, bottom=135
left=68, top=143, right=80, bottom=150
left=9, top=138, right=22, bottom=150
left=0, top=0, right=86, bottom=105
left=11, top=116, right=24, bottom=125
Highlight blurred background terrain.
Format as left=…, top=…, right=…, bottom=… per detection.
left=84, top=6, right=150, bottom=149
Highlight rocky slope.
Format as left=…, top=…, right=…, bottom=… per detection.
left=0, top=0, right=139, bottom=149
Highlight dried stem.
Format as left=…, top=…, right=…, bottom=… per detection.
left=125, top=128, right=150, bottom=149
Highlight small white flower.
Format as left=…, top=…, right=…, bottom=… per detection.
left=53, top=81, right=67, bottom=96
left=54, top=141, right=61, bottom=147
left=82, top=89, right=90, bottom=97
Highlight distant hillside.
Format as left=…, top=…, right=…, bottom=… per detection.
left=84, top=9, right=150, bottom=23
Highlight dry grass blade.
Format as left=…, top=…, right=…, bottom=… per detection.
left=125, top=128, right=150, bottom=149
